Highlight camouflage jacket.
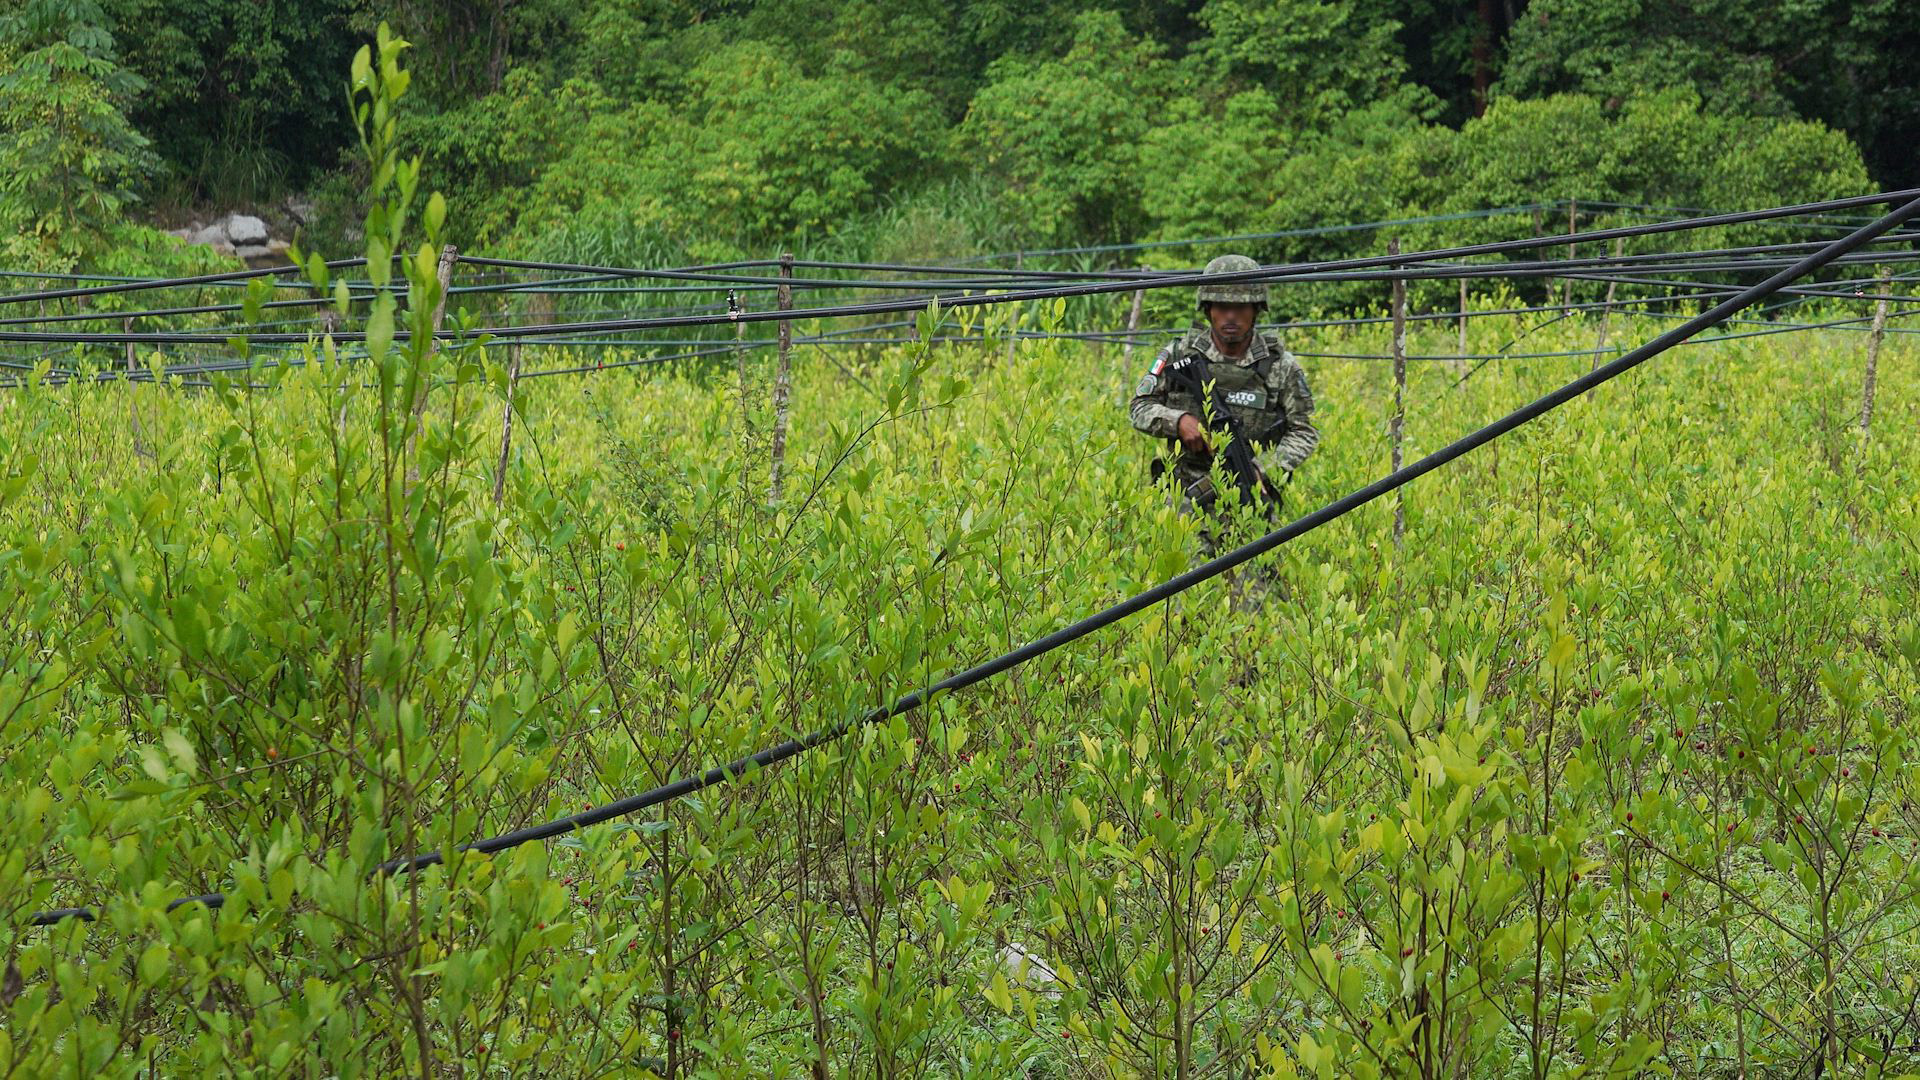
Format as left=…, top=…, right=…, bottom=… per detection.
left=1128, top=324, right=1318, bottom=499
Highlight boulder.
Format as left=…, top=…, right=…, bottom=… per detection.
left=225, top=214, right=269, bottom=245
left=234, top=244, right=272, bottom=261
left=997, top=941, right=1061, bottom=998
left=192, top=222, right=229, bottom=247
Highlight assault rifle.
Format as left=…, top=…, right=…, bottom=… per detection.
left=1162, top=352, right=1288, bottom=512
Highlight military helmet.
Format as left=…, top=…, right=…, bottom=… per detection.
left=1196, top=253, right=1268, bottom=308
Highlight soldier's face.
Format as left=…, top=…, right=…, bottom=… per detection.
left=1206, top=303, right=1257, bottom=346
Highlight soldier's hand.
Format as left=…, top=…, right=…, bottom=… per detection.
left=1176, top=413, right=1211, bottom=455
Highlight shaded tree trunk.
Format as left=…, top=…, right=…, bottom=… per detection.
left=1473, top=0, right=1498, bottom=116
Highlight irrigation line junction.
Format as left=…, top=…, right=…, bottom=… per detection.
left=21, top=189, right=1920, bottom=925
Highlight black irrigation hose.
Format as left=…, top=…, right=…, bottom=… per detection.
left=27, top=291, right=1915, bottom=388
left=28, top=192, right=1920, bottom=928
left=23, top=317, right=922, bottom=385
left=6, top=191, right=1917, bottom=346
left=957, top=204, right=1566, bottom=262
left=23, top=269, right=1915, bottom=388
left=4, top=196, right=1910, bottom=309
left=7, top=203, right=1918, bottom=348
left=0, top=258, right=374, bottom=307
left=351, top=190, right=1920, bottom=880
left=475, top=232, right=1920, bottom=295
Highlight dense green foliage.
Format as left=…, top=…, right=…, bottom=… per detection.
left=7, top=32, right=1920, bottom=1079
left=0, top=0, right=155, bottom=267
left=2, top=0, right=1912, bottom=277
left=7, top=234, right=1920, bottom=1080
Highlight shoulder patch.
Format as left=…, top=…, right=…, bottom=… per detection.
left=1133, top=373, right=1158, bottom=397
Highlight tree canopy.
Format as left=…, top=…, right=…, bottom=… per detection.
left=2, top=0, right=1912, bottom=272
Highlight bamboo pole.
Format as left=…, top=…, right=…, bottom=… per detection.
left=770, top=254, right=795, bottom=504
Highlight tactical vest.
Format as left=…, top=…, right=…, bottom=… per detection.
left=1163, top=340, right=1291, bottom=444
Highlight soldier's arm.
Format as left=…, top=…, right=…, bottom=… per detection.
left=1258, top=356, right=1318, bottom=475
left=1129, top=345, right=1188, bottom=439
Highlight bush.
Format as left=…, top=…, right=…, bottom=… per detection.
left=957, top=10, right=1174, bottom=247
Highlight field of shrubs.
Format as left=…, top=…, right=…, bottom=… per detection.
left=4, top=34, right=1918, bottom=1080
left=2, top=281, right=1915, bottom=1077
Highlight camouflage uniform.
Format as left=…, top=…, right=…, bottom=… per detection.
left=1128, top=254, right=1317, bottom=609
left=1128, top=324, right=1318, bottom=513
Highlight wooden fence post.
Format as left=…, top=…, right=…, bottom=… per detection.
left=406, top=244, right=458, bottom=488
left=1596, top=237, right=1622, bottom=370
left=1005, top=254, right=1024, bottom=367
left=731, top=290, right=752, bottom=440
left=1121, top=271, right=1145, bottom=374
left=1456, top=277, right=1469, bottom=377
left=493, top=293, right=549, bottom=506
left=769, top=253, right=795, bottom=504
left=125, top=318, right=149, bottom=459
left=493, top=341, right=521, bottom=507
left=1861, top=265, right=1890, bottom=433
left=1564, top=200, right=1577, bottom=308
left=1389, top=239, right=1407, bottom=550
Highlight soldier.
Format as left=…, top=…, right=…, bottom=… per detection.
left=1129, top=254, right=1317, bottom=595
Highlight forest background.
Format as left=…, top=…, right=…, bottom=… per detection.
left=3, top=0, right=1918, bottom=283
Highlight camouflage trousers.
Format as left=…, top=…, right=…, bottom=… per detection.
left=1166, top=475, right=1283, bottom=614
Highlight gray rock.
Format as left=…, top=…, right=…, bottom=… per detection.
left=192, top=222, right=229, bottom=246
left=226, top=214, right=269, bottom=245
left=997, top=942, right=1061, bottom=998
left=283, top=197, right=316, bottom=225
left=234, top=243, right=272, bottom=260
left=165, top=228, right=193, bottom=240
